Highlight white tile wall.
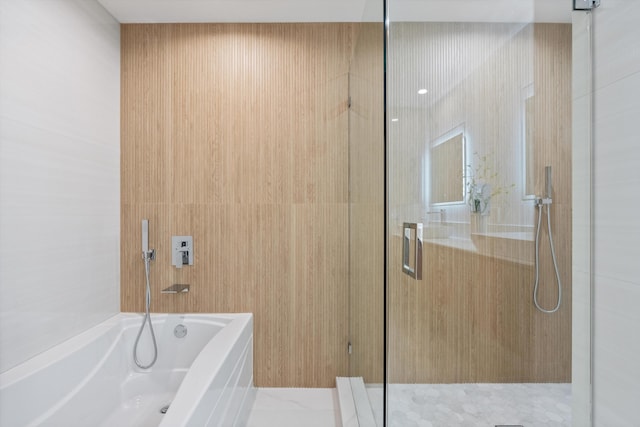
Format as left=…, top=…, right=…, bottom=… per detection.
left=592, top=1, right=640, bottom=426
left=0, top=0, right=120, bottom=373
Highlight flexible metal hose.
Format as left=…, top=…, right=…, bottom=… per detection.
left=133, top=254, right=158, bottom=369
left=533, top=203, right=562, bottom=313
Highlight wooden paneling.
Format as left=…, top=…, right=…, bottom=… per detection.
left=389, top=236, right=570, bottom=383
left=388, top=23, right=572, bottom=383
left=121, top=23, right=353, bottom=387
left=348, top=23, right=385, bottom=384
left=530, top=23, right=573, bottom=381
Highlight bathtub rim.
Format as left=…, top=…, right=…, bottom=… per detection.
left=159, top=312, right=253, bottom=426
left=0, top=313, right=122, bottom=388
left=0, top=312, right=249, bottom=389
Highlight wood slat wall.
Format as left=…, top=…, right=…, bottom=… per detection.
left=348, top=23, right=385, bottom=383
left=530, top=23, right=572, bottom=381
left=121, top=21, right=570, bottom=387
left=388, top=23, right=572, bottom=383
left=121, top=23, right=353, bottom=388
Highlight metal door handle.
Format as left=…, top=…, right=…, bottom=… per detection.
left=402, top=222, right=423, bottom=280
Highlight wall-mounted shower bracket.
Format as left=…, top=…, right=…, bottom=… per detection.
left=574, top=0, right=600, bottom=10
left=142, top=249, right=156, bottom=261
left=536, top=197, right=552, bottom=206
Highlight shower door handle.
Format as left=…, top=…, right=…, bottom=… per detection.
left=402, top=222, right=423, bottom=280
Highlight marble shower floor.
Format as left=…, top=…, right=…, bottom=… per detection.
left=369, top=383, right=571, bottom=427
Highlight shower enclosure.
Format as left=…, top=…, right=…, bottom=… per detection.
left=348, top=0, right=594, bottom=425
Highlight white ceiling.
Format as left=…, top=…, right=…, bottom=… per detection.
left=98, top=0, right=370, bottom=23
left=97, top=0, right=572, bottom=24
left=392, top=0, right=572, bottom=23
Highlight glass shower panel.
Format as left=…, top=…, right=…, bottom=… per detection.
left=571, top=9, right=595, bottom=427
left=386, top=1, right=573, bottom=425
left=348, top=0, right=385, bottom=424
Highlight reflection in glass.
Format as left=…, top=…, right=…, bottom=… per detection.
left=386, top=3, right=574, bottom=426
left=523, top=83, right=536, bottom=199
left=430, top=128, right=465, bottom=205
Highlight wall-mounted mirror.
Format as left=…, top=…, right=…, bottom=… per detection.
left=522, top=84, right=535, bottom=199
left=430, top=126, right=465, bottom=204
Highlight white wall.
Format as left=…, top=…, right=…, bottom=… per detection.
left=0, top=0, right=120, bottom=373
left=591, top=1, right=640, bottom=425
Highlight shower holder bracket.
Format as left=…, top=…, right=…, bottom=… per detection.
left=142, top=249, right=156, bottom=261
left=574, top=0, right=600, bottom=10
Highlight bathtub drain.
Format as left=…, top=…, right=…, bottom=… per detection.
left=160, top=404, right=170, bottom=414
left=174, top=324, right=187, bottom=338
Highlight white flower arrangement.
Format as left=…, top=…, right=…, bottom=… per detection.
left=466, top=152, right=514, bottom=215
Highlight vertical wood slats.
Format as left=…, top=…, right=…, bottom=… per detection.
left=121, top=23, right=353, bottom=388
left=348, top=23, right=385, bottom=383
left=121, top=21, right=571, bottom=387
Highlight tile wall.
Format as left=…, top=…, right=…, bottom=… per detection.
left=0, top=0, right=120, bottom=373
left=591, top=1, right=640, bottom=425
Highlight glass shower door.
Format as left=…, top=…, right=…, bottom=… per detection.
left=385, top=1, right=580, bottom=425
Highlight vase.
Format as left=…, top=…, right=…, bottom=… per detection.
left=470, top=213, right=488, bottom=234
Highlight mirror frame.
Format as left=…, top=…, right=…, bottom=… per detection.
left=429, top=124, right=467, bottom=206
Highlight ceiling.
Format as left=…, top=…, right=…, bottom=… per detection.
left=97, top=0, right=572, bottom=24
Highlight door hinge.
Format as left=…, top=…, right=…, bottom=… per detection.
left=348, top=96, right=352, bottom=109
left=348, top=342, right=353, bottom=355
left=574, top=0, right=600, bottom=10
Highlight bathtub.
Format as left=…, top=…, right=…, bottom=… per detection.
left=0, top=313, right=254, bottom=427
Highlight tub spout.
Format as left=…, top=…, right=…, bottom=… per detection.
left=161, top=284, right=190, bottom=294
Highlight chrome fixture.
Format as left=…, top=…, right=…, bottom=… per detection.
left=402, top=222, right=423, bottom=280
left=174, top=324, right=188, bottom=339
left=161, top=284, right=190, bottom=294
left=574, top=0, right=600, bottom=11
left=134, top=219, right=159, bottom=369
left=533, top=166, right=563, bottom=314
left=545, top=165, right=552, bottom=199
left=172, top=236, right=193, bottom=269
left=426, top=209, right=446, bottom=223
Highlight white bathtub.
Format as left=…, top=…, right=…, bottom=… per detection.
left=0, top=313, right=254, bottom=427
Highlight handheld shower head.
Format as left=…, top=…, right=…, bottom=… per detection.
left=142, top=219, right=149, bottom=252
left=141, top=219, right=155, bottom=261
left=545, top=166, right=552, bottom=200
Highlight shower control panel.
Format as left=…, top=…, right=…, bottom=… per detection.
left=172, top=236, right=193, bottom=268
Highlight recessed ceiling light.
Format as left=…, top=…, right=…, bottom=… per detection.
left=391, top=118, right=399, bottom=122
left=418, top=89, right=428, bottom=95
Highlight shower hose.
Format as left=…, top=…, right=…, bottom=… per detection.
left=533, top=202, right=562, bottom=313
left=133, top=252, right=158, bottom=369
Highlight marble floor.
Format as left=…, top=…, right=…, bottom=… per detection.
left=247, top=388, right=341, bottom=427
left=369, top=383, right=571, bottom=427
left=246, top=383, right=571, bottom=427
